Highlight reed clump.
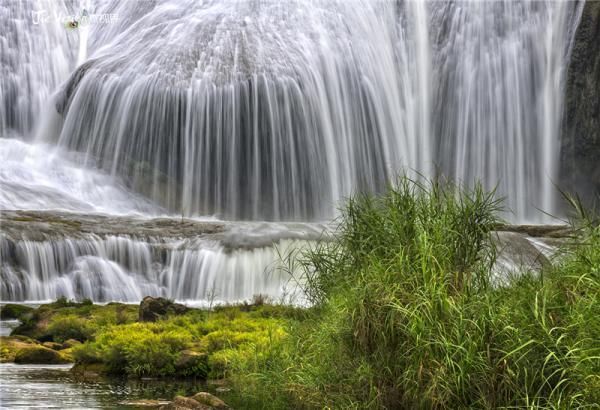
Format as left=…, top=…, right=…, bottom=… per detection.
left=230, top=178, right=599, bottom=409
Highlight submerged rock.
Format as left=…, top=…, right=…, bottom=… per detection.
left=14, top=346, right=70, bottom=364
left=139, top=296, right=189, bottom=322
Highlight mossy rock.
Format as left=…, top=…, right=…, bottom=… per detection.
left=0, top=304, right=34, bottom=320
left=139, top=296, right=189, bottom=322
left=62, top=339, right=82, bottom=349
left=0, top=336, right=39, bottom=362
left=14, top=346, right=71, bottom=364
left=191, top=392, right=230, bottom=409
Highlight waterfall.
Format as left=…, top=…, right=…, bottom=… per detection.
left=0, top=0, right=585, bottom=303
left=0, top=0, right=77, bottom=137
left=0, top=230, right=312, bottom=304
left=430, top=0, right=583, bottom=221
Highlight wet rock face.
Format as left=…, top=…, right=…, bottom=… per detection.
left=561, top=1, right=600, bottom=205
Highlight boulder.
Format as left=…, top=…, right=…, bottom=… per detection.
left=191, top=392, right=230, bottom=409
left=70, top=362, right=109, bottom=379
left=139, top=296, right=189, bottom=322
left=14, top=346, right=70, bottom=364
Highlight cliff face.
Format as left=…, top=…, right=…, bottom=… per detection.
left=561, top=1, right=600, bottom=205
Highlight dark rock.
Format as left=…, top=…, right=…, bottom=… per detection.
left=14, top=346, right=70, bottom=364
left=561, top=1, right=600, bottom=207
left=0, top=304, right=34, bottom=320
left=139, top=296, right=189, bottom=322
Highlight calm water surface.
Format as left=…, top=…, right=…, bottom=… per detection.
left=0, top=363, right=203, bottom=409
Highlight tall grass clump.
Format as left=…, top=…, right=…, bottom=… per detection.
left=231, top=178, right=599, bottom=409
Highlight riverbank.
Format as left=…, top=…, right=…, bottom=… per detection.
left=2, top=181, right=599, bottom=409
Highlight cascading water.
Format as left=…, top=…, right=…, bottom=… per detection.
left=51, top=0, right=433, bottom=220
left=430, top=0, right=583, bottom=221
left=0, top=233, right=307, bottom=305
left=0, top=0, right=585, bottom=303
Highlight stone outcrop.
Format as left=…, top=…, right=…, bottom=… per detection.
left=561, top=1, right=600, bottom=206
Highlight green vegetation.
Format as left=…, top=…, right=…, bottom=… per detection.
left=7, top=299, right=302, bottom=380
left=225, top=179, right=600, bottom=409
left=72, top=305, right=297, bottom=378
left=11, top=299, right=138, bottom=342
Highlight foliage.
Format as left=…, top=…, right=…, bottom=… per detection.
left=71, top=304, right=296, bottom=379
left=11, top=301, right=139, bottom=342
